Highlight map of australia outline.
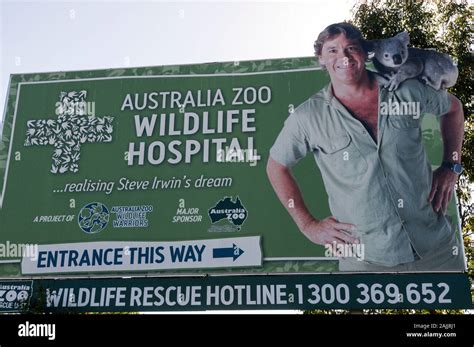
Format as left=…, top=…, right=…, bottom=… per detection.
left=208, top=196, right=248, bottom=228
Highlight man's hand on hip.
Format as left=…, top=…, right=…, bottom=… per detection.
left=301, top=216, right=359, bottom=246
left=428, top=166, right=458, bottom=214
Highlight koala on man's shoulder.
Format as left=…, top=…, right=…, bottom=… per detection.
left=367, top=32, right=458, bottom=91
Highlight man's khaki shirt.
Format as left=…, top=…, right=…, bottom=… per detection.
left=270, top=72, right=452, bottom=266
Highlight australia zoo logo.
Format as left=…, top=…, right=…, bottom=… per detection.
left=208, top=196, right=248, bottom=232
left=24, top=90, right=114, bottom=174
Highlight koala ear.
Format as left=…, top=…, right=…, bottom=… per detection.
left=364, top=40, right=376, bottom=52
left=396, top=31, right=410, bottom=45
left=363, top=40, right=376, bottom=59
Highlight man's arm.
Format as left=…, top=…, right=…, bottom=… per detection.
left=428, top=94, right=464, bottom=213
left=266, top=156, right=358, bottom=245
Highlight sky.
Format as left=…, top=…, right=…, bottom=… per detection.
left=0, top=0, right=353, bottom=314
left=0, top=0, right=353, bottom=129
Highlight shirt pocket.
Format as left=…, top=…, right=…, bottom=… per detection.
left=388, top=117, right=423, bottom=158
left=318, top=134, right=368, bottom=178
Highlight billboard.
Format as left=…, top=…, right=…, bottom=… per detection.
left=0, top=56, right=467, bottom=280
left=2, top=274, right=471, bottom=313
left=0, top=58, right=337, bottom=275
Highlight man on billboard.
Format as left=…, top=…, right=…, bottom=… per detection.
left=266, top=22, right=465, bottom=272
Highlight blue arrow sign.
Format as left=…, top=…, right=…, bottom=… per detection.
left=212, top=244, right=244, bottom=261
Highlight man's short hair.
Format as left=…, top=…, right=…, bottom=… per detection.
left=314, top=22, right=368, bottom=57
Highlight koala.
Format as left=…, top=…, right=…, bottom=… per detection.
left=367, top=32, right=458, bottom=91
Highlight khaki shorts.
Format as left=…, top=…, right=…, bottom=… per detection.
left=338, top=231, right=466, bottom=272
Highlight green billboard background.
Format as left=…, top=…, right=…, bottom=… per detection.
left=0, top=57, right=464, bottom=277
